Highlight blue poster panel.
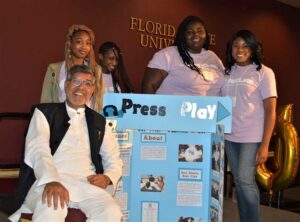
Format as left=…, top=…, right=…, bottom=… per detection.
left=103, top=93, right=232, bottom=133
left=103, top=94, right=232, bottom=222
left=130, top=131, right=212, bottom=221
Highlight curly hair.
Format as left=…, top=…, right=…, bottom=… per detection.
left=174, top=16, right=210, bottom=75
left=225, top=29, right=263, bottom=75
left=64, top=24, right=96, bottom=72
left=65, top=24, right=104, bottom=111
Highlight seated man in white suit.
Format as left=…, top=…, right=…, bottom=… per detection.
left=9, top=65, right=123, bottom=222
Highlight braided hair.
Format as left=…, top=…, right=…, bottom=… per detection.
left=174, top=16, right=210, bottom=75
left=98, top=41, right=134, bottom=93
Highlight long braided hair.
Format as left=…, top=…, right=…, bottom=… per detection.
left=174, top=16, right=209, bottom=75
left=98, top=41, right=134, bottom=93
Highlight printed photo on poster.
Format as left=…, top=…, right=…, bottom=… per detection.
left=210, top=206, right=218, bottom=222
left=211, top=142, right=221, bottom=172
left=140, top=175, right=165, bottom=192
left=216, top=124, right=224, bottom=136
left=211, top=180, right=219, bottom=201
left=178, top=216, right=202, bottom=222
left=178, top=144, right=203, bottom=162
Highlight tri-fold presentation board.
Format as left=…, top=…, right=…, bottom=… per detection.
left=103, top=93, right=232, bottom=222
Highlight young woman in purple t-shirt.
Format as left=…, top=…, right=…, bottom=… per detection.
left=221, top=30, right=277, bottom=222
left=142, top=16, right=224, bottom=96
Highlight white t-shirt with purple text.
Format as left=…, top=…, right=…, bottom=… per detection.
left=221, top=64, right=277, bottom=143
left=147, top=46, right=225, bottom=96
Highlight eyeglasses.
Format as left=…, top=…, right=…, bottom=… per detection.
left=69, top=78, right=95, bottom=89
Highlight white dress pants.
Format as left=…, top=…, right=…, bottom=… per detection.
left=31, top=195, right=122, bottom=222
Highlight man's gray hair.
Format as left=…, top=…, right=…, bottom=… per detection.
left=66, top=64, right=95, bottom=80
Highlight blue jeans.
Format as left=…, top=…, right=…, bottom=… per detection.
left=225, top=140, right=260, bottom=222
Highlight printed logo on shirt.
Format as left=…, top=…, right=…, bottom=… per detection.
left=226, top=78, right=255, bottom=86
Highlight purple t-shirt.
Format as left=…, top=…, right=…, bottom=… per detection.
left=148, top=46, right=225, bottom=96
left=221, top=64, right=277, bottom=142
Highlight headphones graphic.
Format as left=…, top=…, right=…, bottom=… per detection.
left=103, top=105, right=119, bottom=117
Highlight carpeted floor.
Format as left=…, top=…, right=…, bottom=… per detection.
left=223, top=198, right=300, bottom=222
left=1, top=187, right=300, bottom=222
left=223, top=185, right=300, bottom=222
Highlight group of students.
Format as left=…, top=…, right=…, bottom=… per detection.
left=40, top=24, right=133, bottom=113
left=16, top=15, right=276, bottom=222
left=144, top=16, right=277, bottom=222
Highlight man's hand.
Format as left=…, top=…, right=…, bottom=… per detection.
left=42, top=181, right=69, bottom=209
left=87, top=174, right=111, bottom=189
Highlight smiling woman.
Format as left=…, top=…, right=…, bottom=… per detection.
left=141, top=15, right=225, bottom=96
left=221, top=30, right=277, bottom=222
left=98, top=41, right=133, bottom=93
left=40, top=24, right=104, bottom=112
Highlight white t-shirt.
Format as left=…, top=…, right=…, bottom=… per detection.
left=221, top=64, right=277, bottom=142
left=58, top=61, right=68, bottom=102
left=103, top=73, right=121, bottom=93
left=147, top=46, right=225, bottom=96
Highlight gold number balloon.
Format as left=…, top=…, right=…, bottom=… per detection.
left=256, top=104, right=300, bottom=192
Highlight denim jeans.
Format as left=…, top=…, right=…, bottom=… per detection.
left=225, top=140, right=260, bottom=222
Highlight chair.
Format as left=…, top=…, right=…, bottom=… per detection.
left=0, top=112, right=30, bottom=181
left=0, top=112, right=88, bottom=221
left=20, top=209, right=87, bottom=222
